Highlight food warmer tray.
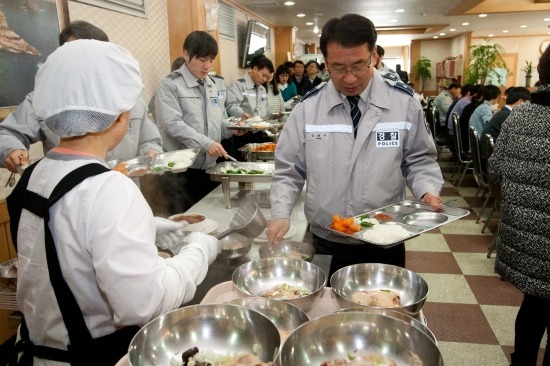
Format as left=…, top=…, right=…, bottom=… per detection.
left=205, top=162, right=274, bottom=208
left=326, top=200, right=470, bottom=248
left=238, top=143, right=276, bottom=161
left=225, top=117, right=283, bottom=131
left=107, top=148, right=199, bottom=177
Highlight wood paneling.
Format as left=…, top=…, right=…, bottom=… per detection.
left=0, top=200, right=17, bottom=343
left=274, top=27, right=296, bottom=67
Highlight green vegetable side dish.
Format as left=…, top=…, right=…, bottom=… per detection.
left=152, top=166, right=164, bottom=173
left=225, top=169, right=267, bottom=175
left=167, top=161, right=176, bottom=168
left=358, top=214, right=374, bottom=228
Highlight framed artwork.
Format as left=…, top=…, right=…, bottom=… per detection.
left=0, top=0, right=69, bottom=120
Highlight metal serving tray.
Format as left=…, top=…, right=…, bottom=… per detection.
left=206, top=162, right=275, bottom=208
left=326, top=200, right=470, bottom=248
left=238, top=143, right=276, bottom=161
left=226, top=117, right=283, bottom=131
left=107, top=148, right=199, bottom=176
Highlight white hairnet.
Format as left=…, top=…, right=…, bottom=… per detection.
left=33, top=39, right=143, bottom=138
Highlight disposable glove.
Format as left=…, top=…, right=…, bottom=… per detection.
left=155, top=216, right=188, bottom=253
left=180, top=232, right=220, bottom=264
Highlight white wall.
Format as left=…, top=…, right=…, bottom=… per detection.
left=419, top=40, right=452, bottom=92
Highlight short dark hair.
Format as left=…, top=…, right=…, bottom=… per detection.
left=461, top=84, right=474, bottom=96
left=376, top=45, right=385, bottom=57
left=506, top=87, right=531, bottom=104
left=275, top=64, right=291, bottom=80
left=447, top=82, right=462, bottom=90
left=250, top=55, right=274, bottom=72
left=58, top=20, right=109, bottom=45
left=183, top=31, right=218, bottom=60
left=306, top=60, right=319, bottom=68
left=482, top=84, right=501, bottom=101
left=538, top=45, right=550, bottom=84
left=284, top=61, right=294, bottom=69
left=293, top=60, right=305, bottom=67
left=320, top=14, right=377, bottom=59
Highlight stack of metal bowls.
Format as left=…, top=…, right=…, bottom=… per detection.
left=258, top=240, right=315, bottom=262
left=128, top=304, right=280, bottom=366
left=232, top=258, right=326, bottom=311
left=227, top=297, right=309, bottom=341
left=330, top=263, right=429, bottom=316
left=218, top=232, right=253, bottom=260
left=277, top=312, right=443, bottom=365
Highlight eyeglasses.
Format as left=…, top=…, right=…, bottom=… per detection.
left=329, top=55, right=372, bottom=77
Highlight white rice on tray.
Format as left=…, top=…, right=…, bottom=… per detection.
left=362, top=224, right=410, bottom=244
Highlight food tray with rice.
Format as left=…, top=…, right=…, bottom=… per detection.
left=107, top=148, right=199, bottom=177
left=327, top=200, right=470, bottom=248
left=205, top=162, right=274, bottom=182
left=226, top=116, right=282, bottom=131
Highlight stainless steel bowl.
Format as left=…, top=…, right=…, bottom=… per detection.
left=227, top=297, right=309, bottom=340
left=330, top=263, right=429, bottom=316
left=258, top=241, right=315, bottom=262
left=336, top=307, right=437, bottom=344
left=277, top=312, right=443, bottom=366
left=128, top=304, right=280, bottom=366
left=232, top=258, right=326, bottom=311
left=218, top=233, right=253, bottom=260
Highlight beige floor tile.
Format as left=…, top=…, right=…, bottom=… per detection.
left=421, top=273, right=478, bottom=304
left=454, top=253, right=499, bottom=277
left=439, top=219, right=492, bottom=235
left=437, top=341, right=510, bottom=366
left=481, top=305, right=519, bottom=347
left=406, top=233, right=451, bottom=252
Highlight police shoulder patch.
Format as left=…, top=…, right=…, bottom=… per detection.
left=238, top=78, right=246, bottom=83
left=301, top=81, right=327, bottom=101
left=210, top=73, right=224, bottom=79
left=167, top=70, right=182, bottom=79
left=382, top=73, right=413, bottom=97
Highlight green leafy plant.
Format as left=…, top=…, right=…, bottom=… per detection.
left=521, top=60, right=534, bottom=76
left=413, top=56, right=432, bottom=93
left=465, top=41, right=510, bottom=85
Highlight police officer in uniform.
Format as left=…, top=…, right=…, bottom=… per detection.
left=154, top=31, right=241, bottom=213
left=227, top=55, right=275, bottom=156
left=266, top=14, right=444, bottom=278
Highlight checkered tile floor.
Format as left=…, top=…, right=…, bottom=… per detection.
left=406, top=151, right=547, bottom=366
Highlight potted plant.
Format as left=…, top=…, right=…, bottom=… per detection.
left=521, top=60, right=534, bottom=87
left=465, top=41, right=509, bottom=85
left=413, top=56, right=432, bottom=93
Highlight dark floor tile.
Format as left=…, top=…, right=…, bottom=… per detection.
left=464, top=195, right=495, bottom=209
left=425, top=227, right=441, bottom=234
left=441, top=187, right=460, bottom=196
left=465, top=275, right=523, bottom=306
left=445, top=234, right=494, bottom=253
left=501, top=346, right=547, bottom=366
left=422, top=302, right=499, bottom=344
left=406, top=252, right=462, bottom=274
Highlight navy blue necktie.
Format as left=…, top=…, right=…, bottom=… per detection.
left=347, top=95, right=361, bottom=138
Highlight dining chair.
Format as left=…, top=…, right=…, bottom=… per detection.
left=431, top=107, right=454, bottom=156
left=451, top=113, right=472, bottom=189
left=468, top=126, right=489, bottom=224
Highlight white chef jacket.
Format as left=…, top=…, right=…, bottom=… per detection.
left=15, top=149, right=214, bottom=365
left=271, top=69, right=443, bottom=243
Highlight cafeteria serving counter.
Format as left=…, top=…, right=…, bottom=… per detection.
left=182, top=182, right=331, bottom=305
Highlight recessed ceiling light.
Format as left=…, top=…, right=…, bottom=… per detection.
left=503, top=30, right=509, bottom=33
left=313, top=26, right=319, bottom=33
left=306, top=22, right=313, bottom=25
left=297, top=13, right=305, bottom=17
left=479, top=14, right=487, bottom=18
left=395, top=9, right=405, bottom=13
left=520, top=25, right=527, bottom=28
left=488, top=34, right=494, bottom=37
left=389, top=19, right=398, bottom=23
left=450, top=28, right=456, bottom=32
left=544, top=18, right=550, bottom=21
left=440, top=33, right=445, bottom=36
left=284, top=1, right=294, bottom=5
left=433, top=36, right=439, bottom=39
left=462, top=22, right=469, bottom=26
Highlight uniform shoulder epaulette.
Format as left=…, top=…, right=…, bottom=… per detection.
left=382, top=73, right=413, bottom=97
left=237, top=77, right=246, bottom=83
left=210, top=73, right=224, bottom=79
left=301, top=81, right=327, bottom=101
left=167, top=70, right=182, bottom=79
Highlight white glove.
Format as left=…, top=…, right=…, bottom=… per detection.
left=155, top=216, right=188, bottom=253
left=180, top=232, right=220, bottom=264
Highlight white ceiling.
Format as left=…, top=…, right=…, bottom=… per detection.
left=230, top=0, right=550, bottom=46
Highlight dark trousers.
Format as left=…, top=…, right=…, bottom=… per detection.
left=511, top=294, right=550, bottom=366
left=312, top=234, right=406, bottom=281
left=155, top=168, right=219, bottom=216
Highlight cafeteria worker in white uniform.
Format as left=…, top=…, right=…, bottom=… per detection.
left=267, top=14, right=444, bottom=279
left=7, top=40, right=220, bottom=365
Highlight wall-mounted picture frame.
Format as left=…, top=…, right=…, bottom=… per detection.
left=0, top=0, right=69, bottom=120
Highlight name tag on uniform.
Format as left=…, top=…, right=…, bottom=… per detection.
left=260, top=94, right=267, bottom=102
left=306, top=132, right=329, bottom=140
left=376, top=130, right=400, bottom=147
left=211, top=97, right=220, bottom=108
left=217, top=90, right=225, bottom=99
left=126, top=120, right=134, bottom=134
